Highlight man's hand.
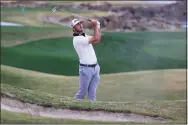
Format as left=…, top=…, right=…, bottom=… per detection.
left=88, top=19, right=101, bottom=44
left=90, top=19, right=100, bottom=29
left=90, top=19, right=98, bottom=28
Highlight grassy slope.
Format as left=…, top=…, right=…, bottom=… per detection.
left=1, top=30, right=186, bottom=76
left=1, top=65, right=186, bottom=102
left=1, top=7, right=62, bottom=26
left=1, top=7, right=109, bottom=26
left=1, top=26, right=72, bottom=47
left=1, top=65, right=186, bottom=123
left=1, top=84, right=186, bottom=123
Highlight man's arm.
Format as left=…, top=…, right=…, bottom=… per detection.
left=88, top=20, right=101, bottom=44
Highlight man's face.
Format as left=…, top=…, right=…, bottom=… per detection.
left=73, top=22, right=83, bottom=33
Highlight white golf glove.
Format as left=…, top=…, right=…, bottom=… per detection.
left=97, top=21, right=100, bottom=29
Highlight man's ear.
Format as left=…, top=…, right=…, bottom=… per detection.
left=72, top=28, right=75, bottom=32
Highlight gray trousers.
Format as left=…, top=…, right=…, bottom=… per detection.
left=75, top=64, right=100, bottom=101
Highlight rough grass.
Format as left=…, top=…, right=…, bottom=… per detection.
left=1, top=7, right=62, bottom=26
left=1, top=7, right=109, bottom=26
left=1, top=84, right=186, bottom=124
left=1, top=65, right=186, bottom=102
left=1, top=31, right=186, bottom=76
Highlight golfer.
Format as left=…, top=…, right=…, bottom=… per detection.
left=70, top=18, right=101, bottom=101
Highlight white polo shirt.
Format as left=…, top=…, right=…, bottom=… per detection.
left=73, top=34, right=97, bottom=65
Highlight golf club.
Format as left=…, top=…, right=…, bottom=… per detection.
left=52, top=7, right=91, bottom=21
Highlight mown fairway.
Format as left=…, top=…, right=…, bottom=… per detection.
left=1, top=27, right=186, bottom=76
left=1, top=26, right=71, bottom=47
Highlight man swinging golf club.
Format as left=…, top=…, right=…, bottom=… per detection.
left=70, top=18, right=101, bottom=101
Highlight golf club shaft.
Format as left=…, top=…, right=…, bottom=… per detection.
left=53, top=7, right=91, bottom=21
left=60, top=9, right=91, bottom=21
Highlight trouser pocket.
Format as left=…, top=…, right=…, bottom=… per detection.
left=79, top=66, right=85, bottom=75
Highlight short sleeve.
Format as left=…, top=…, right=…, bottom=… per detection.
left=86, top=35, right=92, bottom=42
left=74, top=36, right=89, bottom=45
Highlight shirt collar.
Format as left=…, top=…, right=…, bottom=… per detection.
left=73, top=32, right=85, bottom=37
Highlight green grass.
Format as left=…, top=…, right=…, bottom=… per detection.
left=1, top=4, right=186, bottom=124
left=1, top=26, right=72, bottom=47
left=1, top=7, right=109, bottom=26
left=1, top=84, right=186, bottom=123
left=1, top=31, right=186, bottom=76
left=142, top=31, right=187, bottom=60
left=1, top=7, right=62, bottom=26
left=1, top=65, right=186, bottom=102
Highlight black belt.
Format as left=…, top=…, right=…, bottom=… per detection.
left=80, top=63, right=97, bottom=67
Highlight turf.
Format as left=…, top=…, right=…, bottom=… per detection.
left=1, top=7, right=62, bottom=26
left=1, top=26, right=71, bottom=47
left=1, top=65, right=186, bottom=102
left=1, top=7, right=109, bottom=26
left=1, top=84, right=186, bottom=123
left=1, top=3, right=186, bottom=124
left=1, top=31, right=186, bottom=76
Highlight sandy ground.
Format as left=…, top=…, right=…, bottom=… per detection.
left=1, top=97, right=168, bottom=123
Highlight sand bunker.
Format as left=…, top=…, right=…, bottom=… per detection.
left=1, top=97, right=169, bottom=123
